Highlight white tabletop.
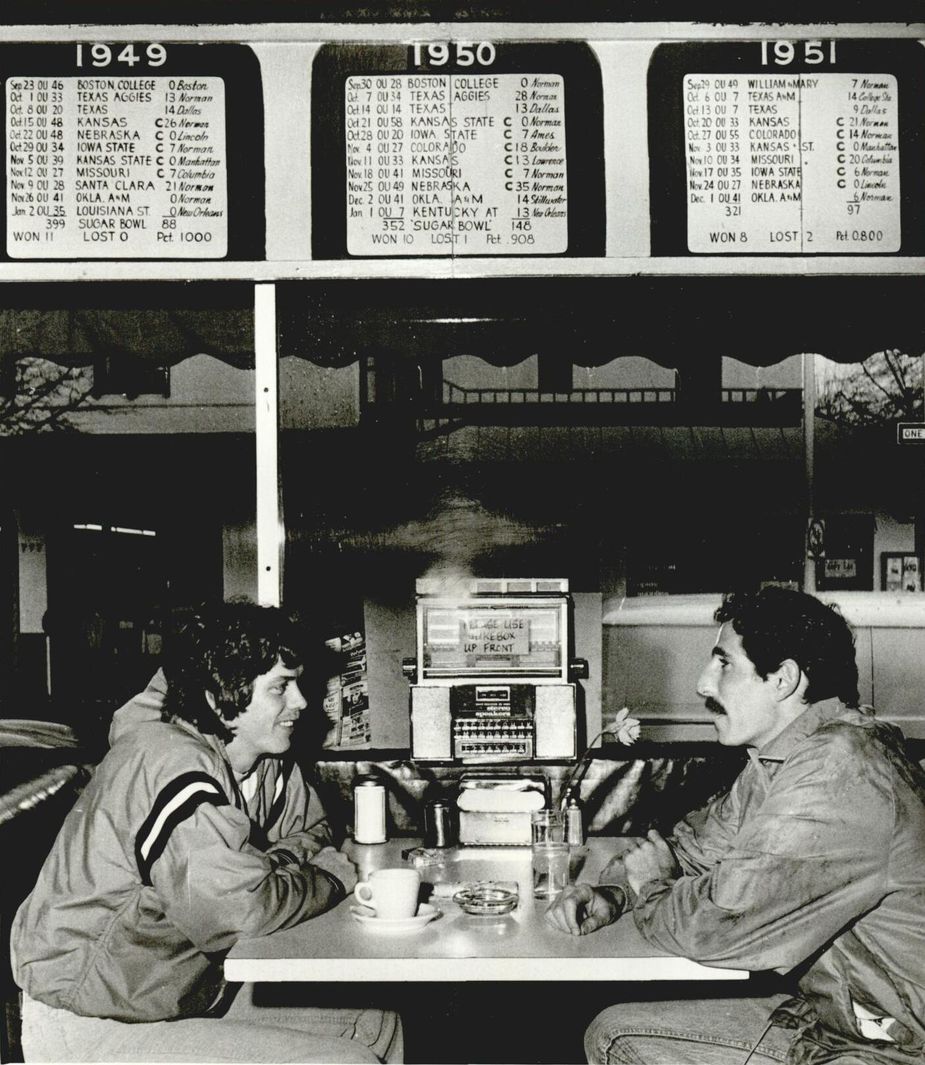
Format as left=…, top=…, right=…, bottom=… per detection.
left=225, top=839, right=748, bottom=984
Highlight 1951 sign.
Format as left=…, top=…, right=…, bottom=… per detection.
left=648, top=39, right=925, bottom=256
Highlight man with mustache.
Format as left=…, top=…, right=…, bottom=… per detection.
left=547, top=587, right=925, bottom=1064
left=12, top=602, right=402, bottom=1063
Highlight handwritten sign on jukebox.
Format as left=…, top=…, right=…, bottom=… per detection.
left=312, top=42, right=604, bottom=258
left=1, top=43, right=264, bottom=259
left=463, top=614, right=530, bottom=656
left=648, top=40, right=925, bottom=256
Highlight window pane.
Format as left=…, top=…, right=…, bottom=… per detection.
left=1, top=283, right=256, bottom=744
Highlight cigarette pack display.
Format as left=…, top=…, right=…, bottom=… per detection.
left=322, top=631, right=371, bottom=749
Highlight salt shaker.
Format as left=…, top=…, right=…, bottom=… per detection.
left=353, top=775, right=387, bottom=844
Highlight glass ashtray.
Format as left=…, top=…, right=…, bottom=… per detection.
left=453, top=883, right=519, bottom=916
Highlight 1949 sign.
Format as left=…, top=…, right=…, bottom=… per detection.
left=2, top=41, right=265, bottom=259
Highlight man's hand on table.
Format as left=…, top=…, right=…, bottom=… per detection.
left=543, top=884, right=623, bottom=936
left=309, top=846, right=359, bottom=894
left=544, top=831, right=680, bottom=935
left=623, top=830, right=680, bottom=894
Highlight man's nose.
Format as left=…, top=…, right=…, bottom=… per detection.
left=695, top=662, right=714, bottom=698
left=288, top=684, right=308, bottom=712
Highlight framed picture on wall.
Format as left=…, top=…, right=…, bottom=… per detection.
left=881, top=552, right=923, bottom=593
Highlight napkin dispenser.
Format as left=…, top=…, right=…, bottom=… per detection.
left=456, top=775, right=547, bottom=845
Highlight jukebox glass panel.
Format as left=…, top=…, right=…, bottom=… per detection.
left=421, top=600, right=563, bottom=678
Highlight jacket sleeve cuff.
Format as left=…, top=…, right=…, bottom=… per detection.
left=599, top=879, right=637, bottom=913
left=313, top=867, right=346, bottom=906
left=268, top=847, right=301, bottom=869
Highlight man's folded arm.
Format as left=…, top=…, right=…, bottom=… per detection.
left=149, top=791, right=342, bottom=953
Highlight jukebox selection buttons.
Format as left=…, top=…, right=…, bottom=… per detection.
left=453, top=717, right=533, bottom=760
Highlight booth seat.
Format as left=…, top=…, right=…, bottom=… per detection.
left=2, top=716, right=920, bottom=1063
left=314, top=728, right=925, bottom=840
left=313, top=744, right=746, bottom=841
left=0, top=721, right=93, bottom=1064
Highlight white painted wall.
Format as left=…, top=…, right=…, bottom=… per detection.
left=443, top=354, right=539, bottom=392
left=442, top=355, right=682, bottom=393
left=722, top=354, right=800, bottom=390
left=280, top=358, right=360, bottom=428
left=874, top=515, right=917, bottom=571
left=17, top=519, right=47, bottom=635
left=603, top=592, right=925, bottom=740
left=68, top=355, right=255, bottom=435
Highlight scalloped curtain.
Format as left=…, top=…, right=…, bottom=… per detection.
left=0, top=277, right=921, bottom=372
left=276, top=277, right=925, bottom=369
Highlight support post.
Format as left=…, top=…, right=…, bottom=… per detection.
left=802, top=352, right=817, bottom=592
left=255, top=283, right=282, bottom=607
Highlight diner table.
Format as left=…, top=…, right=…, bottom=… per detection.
left=225, top=838, right=749, bottom=984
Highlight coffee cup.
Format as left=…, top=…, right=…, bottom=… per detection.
left=353, top=867, right=421, bottom=919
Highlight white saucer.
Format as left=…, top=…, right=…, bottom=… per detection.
left=349, top=902, right=440, bottom=934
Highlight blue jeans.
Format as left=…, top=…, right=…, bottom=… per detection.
left=21, top=987, right=403, bottom=1063
left=585, top=994, right=797, bottom=1064
left=585, top=994, right=882, bottom=1065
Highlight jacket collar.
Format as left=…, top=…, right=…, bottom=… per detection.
left=754, top=697, right=855, bottom=764
left=171, top=716, right=239, bottom=777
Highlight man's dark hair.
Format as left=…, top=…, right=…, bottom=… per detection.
left=714, top=587, right=859, bottom=707
left=163, top=601, right=305, bottom=742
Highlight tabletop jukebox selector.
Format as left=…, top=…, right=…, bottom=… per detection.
left=403, top=577, right=587, bottom=764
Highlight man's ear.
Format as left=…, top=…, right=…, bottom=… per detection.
left=772, top=658, right=804, bottom=701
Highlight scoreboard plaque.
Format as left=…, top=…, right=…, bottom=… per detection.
left=2, top=42, right=264, bottom=259
left=648, top=40, right=925, bottom=255
left=311, top=42, right=604, bottom=258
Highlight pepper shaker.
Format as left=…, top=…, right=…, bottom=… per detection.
left=564, top=790, right=584, bottom=846
left=423, top=797, right=456, bottom=848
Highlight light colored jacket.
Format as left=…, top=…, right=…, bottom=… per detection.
left=625, top=700, right=925, bottom=1064
left=12, top=712, right=340, bottom=1022
left=107, top=668, right=173, bottom=746
left=108, top=668, right=334, bottom=861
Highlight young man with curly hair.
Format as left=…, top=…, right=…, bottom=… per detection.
left=547, top=587, right=925, bottom=1065
left=12, top=602, right=402, bottom=1063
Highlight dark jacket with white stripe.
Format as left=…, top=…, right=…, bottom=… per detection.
left=11, top=714, right=340, bottom=1022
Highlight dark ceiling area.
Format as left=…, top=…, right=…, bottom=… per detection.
left=2, top=4, right=921, bottom=25
left=1, top=276, right=922, bottom=375
left=277, top=276, right=925, bottom=369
